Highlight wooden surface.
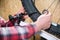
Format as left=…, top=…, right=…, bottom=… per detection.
left=0, top=0, right=22, bottom=20
left=35, top=0, right=60, bottom=24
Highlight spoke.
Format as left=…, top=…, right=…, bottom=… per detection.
left=32, top=0, right=35, bottom=4
left=56, top=0, right=60, bottom=23
left=47, top=0, right=56, bottom=9
left=52, top=0, right=59, bottom=16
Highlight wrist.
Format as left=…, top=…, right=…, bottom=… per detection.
left=34, top=21, right=43, bottom=32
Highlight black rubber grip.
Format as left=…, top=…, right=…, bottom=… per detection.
left=21, top=0, right=41, bottom=22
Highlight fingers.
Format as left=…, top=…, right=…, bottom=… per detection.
left=42, top=9, right=51, bottom=16
left=47, top=12, right=51, bottom=16
left=42, top=9, right=49, bottom=14
left=43, top=11, right=51, bottom=15
left=42, top=20, right=51, bottom=30
left=18, top=7, right=25, bottom=13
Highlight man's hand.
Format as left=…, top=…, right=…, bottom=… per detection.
left=35, top=12, right=51, bottom=31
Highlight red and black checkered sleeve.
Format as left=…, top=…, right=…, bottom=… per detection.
left=0, top=24, right=36, bottom=40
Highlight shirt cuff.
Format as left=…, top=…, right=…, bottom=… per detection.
left=30, top=23, right=38, bottom=34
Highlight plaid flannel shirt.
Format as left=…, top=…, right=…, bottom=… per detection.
left=0, top=17, right=36, bottom=40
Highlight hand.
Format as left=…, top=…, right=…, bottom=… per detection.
left=35, top=12, right=51, bottom=31
left=0, top=17, right=6, bottom=27
left=14, top=6, right=29, bottom=20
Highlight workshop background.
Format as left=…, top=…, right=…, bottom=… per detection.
left=0, top=0, right=60, bottom=40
